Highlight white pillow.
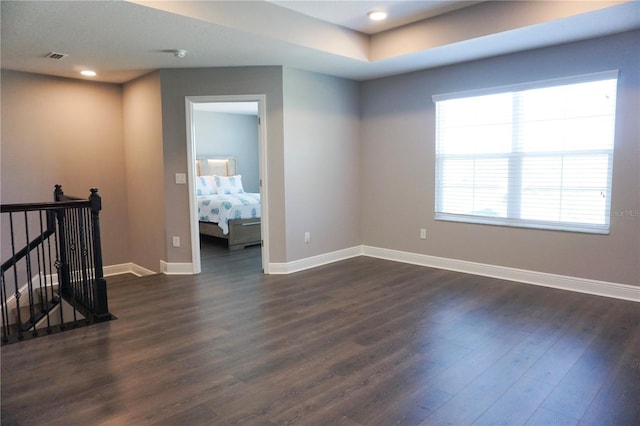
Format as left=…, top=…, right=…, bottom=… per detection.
left=213, top=175, right=244, bottom=194
left=196, top=175, right=216, bottom=195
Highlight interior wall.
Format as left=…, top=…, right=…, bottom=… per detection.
left=283, top=67, right=361, bottom=261
left=122, top=71, right=166, bottom=272
left=194, top=110, right=260, bottom=192
left=360, top=30, right=640, bottom=286
left=158, top=67, right=285, bottom=263
left=0, top=70, right=130, bottom=267
left=369, top=0, right=628, bottom=61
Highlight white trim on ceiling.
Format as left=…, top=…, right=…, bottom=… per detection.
left=193, top=102, right=259, bottom=116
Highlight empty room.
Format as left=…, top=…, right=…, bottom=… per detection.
left=1, top=1, right=639, bottom=425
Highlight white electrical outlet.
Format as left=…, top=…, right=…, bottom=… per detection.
left=304, top=232, right=311, bottom=243
left=420, top=228, right=427, bottom=239
left=172, top=236, right=181, bottom=247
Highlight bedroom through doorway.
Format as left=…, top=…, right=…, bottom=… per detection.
left=185, top=95, right=268, bottom=274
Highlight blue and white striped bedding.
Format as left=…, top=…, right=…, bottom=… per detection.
left=198, top=193, right=261, bottom=235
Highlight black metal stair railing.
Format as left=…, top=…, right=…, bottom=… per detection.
left=0, top=185, right=112, bottom=345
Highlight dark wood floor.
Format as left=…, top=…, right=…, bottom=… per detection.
left=2, top=238, right=639, bottom=425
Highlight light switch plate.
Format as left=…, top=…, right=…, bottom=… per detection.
left=175, top=173, right=187, bottom=184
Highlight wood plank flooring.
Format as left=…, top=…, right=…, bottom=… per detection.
left=2, top=239, right=639, bottom=425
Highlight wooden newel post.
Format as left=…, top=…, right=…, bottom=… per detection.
left=89, top=188, right=109, bottom=321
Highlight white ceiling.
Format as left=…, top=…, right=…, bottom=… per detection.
left=1, top=1, right=638, bottom=84
left=267, top=0, right=481, bottom=34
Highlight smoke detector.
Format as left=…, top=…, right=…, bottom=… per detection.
left=173, top=49, right=187, bottom=58
left=45, top=52, right=68, bottom=60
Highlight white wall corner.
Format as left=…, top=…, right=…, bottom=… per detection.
left=160, top=261, right=196, bottom=275
left=104, top=263, right=156, bottom=277
left=361, top=245, right=640, bottom=302
left=268, top=246, right=362, bottom=274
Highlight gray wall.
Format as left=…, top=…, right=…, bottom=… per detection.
left=122, top=71, right=167, bottom=272
left=283, top=68, right=361, bottom=261
left=360, top=30, right=640, bottom=286
left=158, top=67, right=286, bottom=263
left=2, top=32, right=637, bottom=286
left=194, top=110, right=260, bottom=193
left=160, top=67, right=361, bottom=265
left=0, top=70, right=130, bottom=267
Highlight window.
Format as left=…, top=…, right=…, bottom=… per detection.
left=433, top=71, right=618, bottom=234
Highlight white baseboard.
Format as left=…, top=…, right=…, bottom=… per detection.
left=130, top=263, right=156, bottom=277
left=104, top=263, right=155, bottom=277
left=269, top=246, right=361, bottom=274
left=104, top=247, right=638, bottom=302
left=160, top=261, right=195, bottom=275
left=361, top=245, right=640, bottom=302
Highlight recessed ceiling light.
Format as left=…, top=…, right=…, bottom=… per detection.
left=80, top=70, right=97, bottom=77
left=368, top=10, right=387, bottom=21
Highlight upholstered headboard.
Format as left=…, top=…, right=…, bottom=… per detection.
left=196, top=156, right=237, bottom=177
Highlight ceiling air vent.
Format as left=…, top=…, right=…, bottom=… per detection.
left=45, top=52, right=68, bottom=60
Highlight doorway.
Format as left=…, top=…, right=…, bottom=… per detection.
left=185, top=95, right=269, bottom=274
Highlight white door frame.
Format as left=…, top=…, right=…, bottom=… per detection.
left=185, top=94, right=269, bottom=274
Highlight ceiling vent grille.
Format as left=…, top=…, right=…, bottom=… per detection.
left=45, top=52, right=68, bottom=60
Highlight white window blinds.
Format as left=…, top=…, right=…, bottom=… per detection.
left=433, top=71, right=618, bottom=234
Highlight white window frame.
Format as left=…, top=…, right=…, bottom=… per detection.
left=433, top=70, right=618, bottom=234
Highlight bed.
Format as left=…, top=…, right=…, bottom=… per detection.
left=196, top=158, right=261, bottom=251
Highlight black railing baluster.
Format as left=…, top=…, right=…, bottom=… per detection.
left=8, top=213, right=24, bottom=341
left=53, top=210, right=65, bottom=330
left=23, top=211, right=37, bottom=336
left=78, top=209, right=90, bottom=312
left=46, top=215, right=57, bottom=334
left=36, top=211, right=45, bottom=311
left=84, top=208, right=96, bottom=312
left=46, top=209, right=57, bottom=328
left=1, top=271, right=9, bottom=342
left=55, top=205, right=70, bottom=316
left=75, top=210, right=84, bottom=319
left=37, top=210, right=52, bottom=333
left=74, top=209, right=83, bottom=322
left=68, top=209, right=79, bottom=324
